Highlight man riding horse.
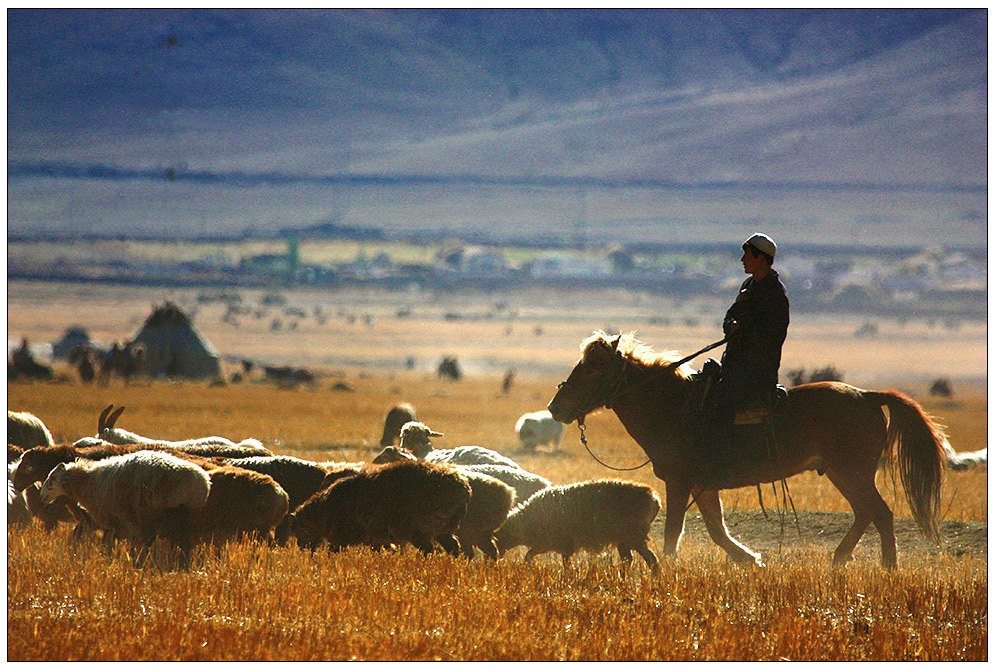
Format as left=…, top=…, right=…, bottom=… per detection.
left=697, top=233, right=789, bottom=485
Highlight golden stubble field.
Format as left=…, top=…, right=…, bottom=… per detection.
left=6, top=279, right=989, bottom=661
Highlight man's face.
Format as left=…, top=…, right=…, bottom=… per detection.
left=741, top=246, right=766, bottom=275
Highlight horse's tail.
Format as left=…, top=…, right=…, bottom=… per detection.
left=869, top=390, right=945, bottom=544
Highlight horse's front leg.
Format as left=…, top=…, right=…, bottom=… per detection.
left=661, top=478, right=693, bottom=558
left=695, top=488, right=764, bottom=566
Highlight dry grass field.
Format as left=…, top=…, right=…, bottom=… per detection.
left=6, top=279, right=989, bottom=661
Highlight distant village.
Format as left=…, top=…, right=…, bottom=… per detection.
left=7, top=234, right=987, bottom=320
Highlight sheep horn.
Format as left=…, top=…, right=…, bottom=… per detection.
left=98, top=404, right=114, bottom=433
left=106, top=405, right=126, bottom=430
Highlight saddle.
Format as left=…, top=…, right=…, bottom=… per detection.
left=680, top=369, right=789, bottom=487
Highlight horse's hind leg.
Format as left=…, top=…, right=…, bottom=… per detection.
left=695, top=489, right=763, bottom=566
left=830, top=510, right=872, bottom=566
left=826, top=470, right=896, bottom=569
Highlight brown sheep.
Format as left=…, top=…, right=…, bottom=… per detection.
left=456, top=470, right=515, bottom=560
left=379, top=403, right=417, bottom=447
left=221, top=455, right=326, bottom=545
left=192, top=465, right=289, bottom=547
left=290, top=460, right=470, bottom=556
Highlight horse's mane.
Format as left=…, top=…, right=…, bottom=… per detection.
left=580, top=331, right=694, bottom=380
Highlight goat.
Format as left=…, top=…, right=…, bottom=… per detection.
left=77, top=405, right=271, bottom=457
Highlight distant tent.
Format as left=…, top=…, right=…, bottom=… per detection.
left=51, top=326, right=100, bottom=360
left=132, top=302, right=221, bottom=379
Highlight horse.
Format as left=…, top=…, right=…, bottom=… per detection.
left=547, top=332, right=946, bottom=569
left=98, top=341, right=145, bottom=386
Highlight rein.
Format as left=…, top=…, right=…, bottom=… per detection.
left=577, top=417, right=651, bottom=471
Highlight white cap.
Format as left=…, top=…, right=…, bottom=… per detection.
left=743, top=233, right=776, bottom=259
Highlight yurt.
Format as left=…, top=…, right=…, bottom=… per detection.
left=132, top=302, right=221, bottom=379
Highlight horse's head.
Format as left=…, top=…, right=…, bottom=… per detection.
left=548, top=332, right=629, bottom=425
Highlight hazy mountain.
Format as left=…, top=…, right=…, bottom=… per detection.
left=7, top=9, right=987, bottom=246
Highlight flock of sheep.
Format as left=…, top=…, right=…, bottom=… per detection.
left=7, top=404, right=661, bottom=572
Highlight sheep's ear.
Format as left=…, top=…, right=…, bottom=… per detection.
left=610, top=334, right=622, bottom=352
left=429, top=430, right=444, bottom=437
left=107, top=406, right=126, bottom=429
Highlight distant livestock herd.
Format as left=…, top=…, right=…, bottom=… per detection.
left=7, top=405, right=654, bottom=571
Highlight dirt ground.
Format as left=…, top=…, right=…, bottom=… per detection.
left=669, top=508, right=987, bottom=562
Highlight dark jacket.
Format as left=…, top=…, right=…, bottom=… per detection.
left=718, top=270, right=789, bottom=409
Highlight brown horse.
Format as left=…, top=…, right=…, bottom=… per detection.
left=547, top=332, right=945, bottom=569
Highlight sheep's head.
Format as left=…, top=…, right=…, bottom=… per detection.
left=493, top=516, right=524, bottom=555
left=11, top=450, right=52, bottom=492
left=39, top=463, right=70, bottom=504
left=398, top=421, right=442, bottom=458
left=289, top=509, right=326, bottom=551
left=372, top=446, right=417, bottom=464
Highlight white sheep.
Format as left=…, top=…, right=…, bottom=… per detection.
left=456, top=464, right=551, bottom=505
left=7, top=410, right=55, bottom=450
left=944, top=441, right=987, bottom=470
left=40, top=450, right=211, bottom=567
left=495, top=479, right=661, bottom=572
left=515, top=410, right=564, bottom=453
left=76, top=404, right=271, bottom=457
left=398, top=421, right=522, bottom=469
left=8, top=458, right=32, bottom=526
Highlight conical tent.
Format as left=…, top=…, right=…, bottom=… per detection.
left=132, top=302, right=221, bottom=379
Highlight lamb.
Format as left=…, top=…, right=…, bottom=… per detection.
left=290, top=459, right=470, bottom=556
left=7, top=410, right=55, bottom=450
left=39, top=450, right=212, bottom=567
left=397, top=421, right=522, bottom=469
left=515, top=410, right=564, bottom=453
left=495, top=479, right=661, bottom=572
left=380, top=403, right=417, bottom=447
left=192, top=465, right=289, bottom=547
left=224, top=455, right=329, bottom=545
left=455, top=470, right=515, bottom=559
left=456, top=464, right=551, bottom=505
left=79, top=404, right=271, bottom=457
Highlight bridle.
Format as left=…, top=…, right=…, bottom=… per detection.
left=556, top=344, right=654, bottom=471
left=557, top=335, right=728, bottom=472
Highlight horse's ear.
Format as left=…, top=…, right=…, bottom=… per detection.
left=107, top=405, right=126, bottom=429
